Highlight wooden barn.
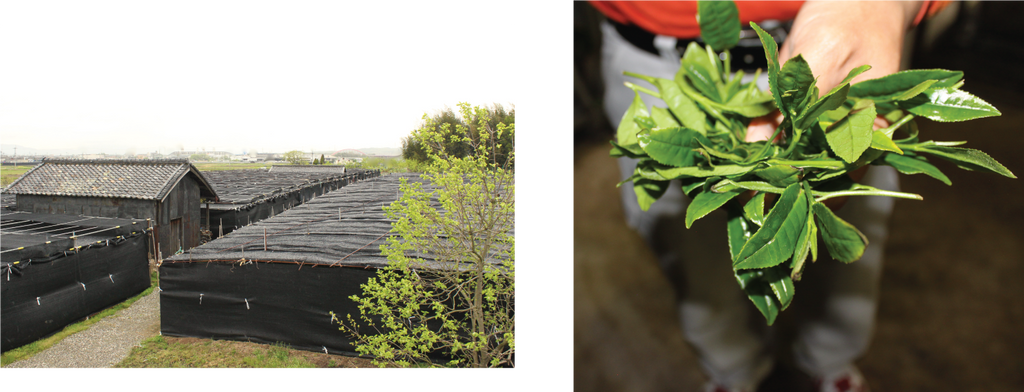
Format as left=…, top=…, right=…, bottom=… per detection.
left=2, top=158, right=218, bottom=258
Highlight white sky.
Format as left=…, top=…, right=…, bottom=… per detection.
left=1, top=1, right=521, bottom=156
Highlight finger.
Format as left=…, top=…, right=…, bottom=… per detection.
left=873, top=116, right=889, bottom=131
left=744, top=110, right=784, bottom=143
left=745, top=116, right=776, bottom=142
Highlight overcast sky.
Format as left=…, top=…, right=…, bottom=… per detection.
left=0, top=1, right=523, bottom=156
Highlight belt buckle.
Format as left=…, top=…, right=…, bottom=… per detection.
left=680, top=20, right=790, bottom=73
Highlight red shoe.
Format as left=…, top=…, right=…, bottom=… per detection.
left=815, top=366, right=870, bottom=392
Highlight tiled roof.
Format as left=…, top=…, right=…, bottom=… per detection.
left=2, top=159, right=218, bottom=201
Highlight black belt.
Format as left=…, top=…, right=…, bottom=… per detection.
left=609, top=19, right=790, bottom=72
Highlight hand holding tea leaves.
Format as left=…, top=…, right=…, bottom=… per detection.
left=611, top=0, right=1016, bottom=325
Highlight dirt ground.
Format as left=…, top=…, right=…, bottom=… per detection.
left=574, top=3, right=1024, bottom=391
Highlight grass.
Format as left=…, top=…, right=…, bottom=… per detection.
left=0, top=271, right=161, bottom=366
left=116, top=335, right=454, bottom=368
left=116, top=338, right=315, bottom=368
left=116, top=336, right=379, bottom=368
left=1, top=165, right=33, bottom=187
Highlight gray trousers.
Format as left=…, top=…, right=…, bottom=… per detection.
left=600, top=20, right=898, bottom=389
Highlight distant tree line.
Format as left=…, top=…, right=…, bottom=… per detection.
left=402, top=103, right=514, bottom=168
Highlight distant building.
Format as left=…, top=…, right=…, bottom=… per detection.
left=2, top=159, right=219, bottom=257
left=269, top=164, right=346, bottom=174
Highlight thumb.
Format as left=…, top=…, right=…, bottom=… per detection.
left=745, top=110, right=785, bottom=143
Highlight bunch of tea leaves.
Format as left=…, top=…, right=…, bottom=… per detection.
left=610, top=0, right=1016, bottom=324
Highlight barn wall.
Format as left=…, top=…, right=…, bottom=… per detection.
left=156, top=175, right=202, bottom=256
left=16, top=195, right=156, bottom=221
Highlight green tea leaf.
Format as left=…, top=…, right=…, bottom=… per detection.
left=634, top=114, right=656, bottom=130
left=794, top=65, right=871, bottom=130
left=650, top=106, right=681, bottom=128
left=750, top=22, right=784, bottom=115
left=743, top=191, right=767, bottom=226
left=712, top=179, right=787, bottom=194
left=717, top=100, right=775, bottom=118
left=763, top=266, right=795, bottom=310
left=899, top=87, right=1001, bottom=122
left=656, top=79, right=707, bottom=134
left=826, top=101, right=876, bottom=163
left=696, top=138, right=745, bottom=161
left=703, top=44, right=724, bottom=83
left=609, top=139, right=647, bottom=158
left=617, top=91, right=649, bottom=147
left=778, top=54, right=815, bottom=116
left=790, top=181, right=816, bottom=280
left=849, top=69, right=963, bottom=99
left=812, top=203, right=868, bottom=263
left=618, top=6, right=1011, bottom=328
left=889, top=79, right=938, bottom=101
left=726, top=82, right=775, bottom=107
left=675, top=70, right=729, bottom=122
left=870, top=130, right=903, bottom=154
left=767, top=157, right=845, bottom=169
left=727, top=204, right=755, bottom=261
left=698, top=0, right=741, bottom=52
left=682, top=42, right=723, bottom=102
left=912, top=144, right=1016, bottom=178
left=834, top=65, right=873, bottom=92
left=681, top=177, right=707, bottom=197
left=634, top=178, right=671, bottom=211
left=735, top=270, right=781, bottom=325
left=653, top=162, right=757, bottom=179
left=877, top=152, right=951, bottom=185
left=681, top=73, right=774, bottom=117
left=790, top=211, right=815, bottom=280
left=734, top=183, right=808, bottom=269
left=686, top=188, right=744, bottom=228
left=635, top=159, right=670, bottom=181
left=722, top=69, right=745, bottom=102
left=754, top=164, right=802, bottom=187
left=637, top=127, right=700, bottom=167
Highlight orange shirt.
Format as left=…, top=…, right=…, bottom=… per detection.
left=590, top=1, right=805, bottom=39
left=589, top=1, right=949, bottom=38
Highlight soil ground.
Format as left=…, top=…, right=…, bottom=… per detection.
left=574, top=3, right=1024, bottom=391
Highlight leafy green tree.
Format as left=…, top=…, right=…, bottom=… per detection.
left=401, top=135, right=429, bottom=163
left=401, top=104, right=514, bottom=167
left=319, top=154, right=326, bottom=165
left=283, top=150, right=307, bottom=165
left=335, top=102, right=514, bottom=367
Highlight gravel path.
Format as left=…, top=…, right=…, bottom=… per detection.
left=4, top=289, right=161, bottom=368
